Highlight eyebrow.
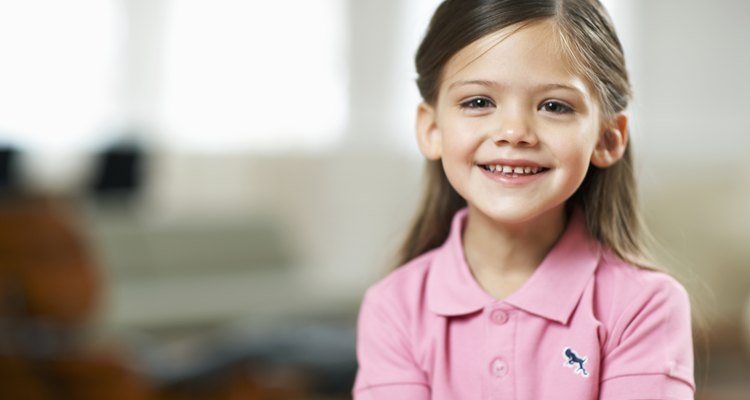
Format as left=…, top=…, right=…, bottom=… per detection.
left=447, top=79, right=585, bottom=96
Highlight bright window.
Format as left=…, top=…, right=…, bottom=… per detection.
left=0, top=0, right=120, bottom=152
left=158, top=0, right=348, bottom=153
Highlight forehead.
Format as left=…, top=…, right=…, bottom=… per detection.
left=440, top=20, right=591, bottom=96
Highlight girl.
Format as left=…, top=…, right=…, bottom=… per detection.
left=353, top=0, right=695, bottom=399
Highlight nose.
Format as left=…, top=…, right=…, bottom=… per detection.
left=490, top=106, right=537, bottom=147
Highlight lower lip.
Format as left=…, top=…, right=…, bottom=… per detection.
left=478, top=166, right=548, bottom=186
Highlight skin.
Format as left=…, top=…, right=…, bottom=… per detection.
left=415, top=19, right=628, bottom=299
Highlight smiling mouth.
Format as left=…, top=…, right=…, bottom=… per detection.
left=479, top=164, right=549, bottom=176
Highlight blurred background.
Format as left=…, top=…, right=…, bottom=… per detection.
left=0, top=0, right=748, bottom=399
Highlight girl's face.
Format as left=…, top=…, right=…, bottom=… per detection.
left=416, top=19, right=627, bottom=227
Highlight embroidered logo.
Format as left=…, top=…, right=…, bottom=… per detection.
left=563, top=347, right=589, bottom=377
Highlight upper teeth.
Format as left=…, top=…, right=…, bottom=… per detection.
left=486, top=165, right=542, bottom=174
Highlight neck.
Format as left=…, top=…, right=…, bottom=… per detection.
left=462, top=206, right=568, bottom=297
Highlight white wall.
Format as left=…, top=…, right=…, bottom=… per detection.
left=631, top=0, right=750, bottom=323
left=635, top=0, right=750, bottom=165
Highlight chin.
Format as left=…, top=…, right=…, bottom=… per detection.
left=470, top=202, right=566, bottom=228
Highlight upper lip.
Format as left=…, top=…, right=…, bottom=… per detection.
left=476, top=159, right=546, bottom=168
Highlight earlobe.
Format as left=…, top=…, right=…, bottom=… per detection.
left=591, top=113, right=628, bottom=168
left=415, top=102, right=442, bottom=160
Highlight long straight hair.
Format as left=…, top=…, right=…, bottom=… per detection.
left=396, top=0, right=653, bottom=268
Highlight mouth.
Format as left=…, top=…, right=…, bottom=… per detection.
left=478, top=163, right=550, bottom=177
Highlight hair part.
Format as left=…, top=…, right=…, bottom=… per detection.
left=398, top=0, right=652, bottom=268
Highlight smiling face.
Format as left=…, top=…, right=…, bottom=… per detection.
left=416, top=19, right=627, bottom=229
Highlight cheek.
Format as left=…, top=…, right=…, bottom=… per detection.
left=440, top=157, right=470, bottom=201
left=441, top=124, right=482, bottom=158
left=438, top=130, right=478, bottom=194
left=550, top=131, right=598, bottom=173
left=557, top=120, right=599, bottom=154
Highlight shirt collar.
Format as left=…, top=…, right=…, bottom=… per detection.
left=426, top=207, right=601, bottom=325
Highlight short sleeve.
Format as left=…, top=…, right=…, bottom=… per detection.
left=599, top=276, right=695, bottom=400
left=352, top=287, right=430, bottom=400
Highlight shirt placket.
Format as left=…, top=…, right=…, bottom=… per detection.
left=483, top=302, right=515, bottom=399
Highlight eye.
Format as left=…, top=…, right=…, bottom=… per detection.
left=539, top=100, right=573, bottom=114
left=460, top=97, right=495, bottom=110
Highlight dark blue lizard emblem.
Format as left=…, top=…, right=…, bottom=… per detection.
left=563, top=347, right=589, bottom=377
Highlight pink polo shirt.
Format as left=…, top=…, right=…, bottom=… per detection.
left=353, top=208, right=694, bottom=399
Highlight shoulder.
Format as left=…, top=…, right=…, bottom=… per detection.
left=595, top=249, right=689, bottom=311
left=355, top=250, right=438, bottom=371
left=594, top=251, right=695, bottom=392
left=354, top=254, right=435, bottom=395
left=362, top=249, right=437, bottom=318
left=594, top=250, right=693, bottom=361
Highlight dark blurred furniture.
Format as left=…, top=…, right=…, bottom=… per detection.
left=0, top=196, right=354, bottom=399
left=89, top=142, right=146, bottom=202
left=0, top=196, right=153, bottom=399
left=0, top=146, right=20, bottom=195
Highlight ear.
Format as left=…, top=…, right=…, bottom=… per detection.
left=415, top=102, right=442, bottom=160
left=591, top=113, right=628, bottom=168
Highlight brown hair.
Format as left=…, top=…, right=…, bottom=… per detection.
left=397, top=0, right=652, bottom=268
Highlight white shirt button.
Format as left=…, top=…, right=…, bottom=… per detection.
left=490, top=309, right=509, bottom=325
left=490, top=358, right=509, bottom=377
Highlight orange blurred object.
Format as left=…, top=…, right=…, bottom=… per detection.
left=0, top=196, right=99, bottom=324
left=0, top=195, right=153, bottom=399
